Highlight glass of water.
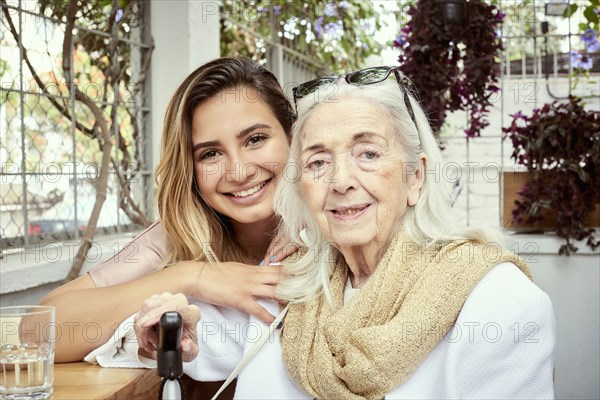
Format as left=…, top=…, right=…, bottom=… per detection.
left=0, top=306, right=55, bottom=400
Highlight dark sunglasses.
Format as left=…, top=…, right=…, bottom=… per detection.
left=292, top=66, right=417, bottom=128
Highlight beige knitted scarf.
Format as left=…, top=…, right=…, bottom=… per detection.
left=280, top=233, right=530, bottom=399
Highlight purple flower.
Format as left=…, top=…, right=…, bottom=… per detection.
left=581, top=29, right=598, bottom=43
left=314, top=16, right=324, bottom=37
left=324, top=3, right=337, bottom=17
left=570, top=50, right=593, bottom=70
left=273, top=5, right=282, bottom=15
left=496, top=11, right=506, bottom=22
left=339, top=1, right=350, bottom=9
left=581, top=29, right=600, bottom=53
left=393, top=34, right=406, bottom=48
left=324, top=21, right=343, bottom=37
left=587, top=39, right=600, bottom=53
left=115, top=8, right=124, bottom=22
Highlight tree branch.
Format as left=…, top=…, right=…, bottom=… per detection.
left=0, top=0, right=97, bottom=140
left=62, top=0, right=113, bottom=282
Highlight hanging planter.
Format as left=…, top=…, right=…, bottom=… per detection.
left=502, top=171, right=600, bottom=233
left=396, top=0, right=504, bottom=139
left=439, top=0, right=467, bottom=29
left=503, top=96, right=600, bottom=255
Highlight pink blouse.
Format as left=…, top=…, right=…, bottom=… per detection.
left=88, top=221, right=170, bottom=287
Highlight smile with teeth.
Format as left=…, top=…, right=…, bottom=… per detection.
left=332, top=205, right=369, bottom=215
left=229, top=179, right=270, bottom=198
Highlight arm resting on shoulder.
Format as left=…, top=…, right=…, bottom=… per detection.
left=39, top=261, right=202, bottom=363
left=39, top=222, right=286, bottom=362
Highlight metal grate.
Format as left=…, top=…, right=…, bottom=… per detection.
left=0, top=1, right=153, bottom=251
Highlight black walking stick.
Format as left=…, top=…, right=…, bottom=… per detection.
left=157, top=311, right=185, bottom=400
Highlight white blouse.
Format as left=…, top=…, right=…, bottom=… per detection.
left=185, top=262, right=555, bottom=399
left=87, top=261, right=555, bottom=399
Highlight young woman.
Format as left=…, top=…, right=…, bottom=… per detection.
left=39, top=57, right=297, bottom=363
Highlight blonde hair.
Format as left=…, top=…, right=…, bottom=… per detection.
left=274, top=79, right=503, bottom=303
left=155, top=57, right=294, bottom=265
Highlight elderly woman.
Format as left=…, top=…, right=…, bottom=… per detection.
left=126, top=67, right=555, bottom=399
left=271, top=67, right=555, bottom=398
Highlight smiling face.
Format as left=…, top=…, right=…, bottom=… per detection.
left=192, top=87, right=290, bottom=226
left=298, top=97, right=425, bottom=253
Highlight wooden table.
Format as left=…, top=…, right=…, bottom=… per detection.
left=51, top=362, right=161, bottom=399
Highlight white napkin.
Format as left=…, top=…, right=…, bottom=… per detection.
left=83, top=314, right=151, bottom=368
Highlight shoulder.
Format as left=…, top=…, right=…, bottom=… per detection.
left=461, top=261, right=553, bottom=322
left=132, top=220, right=169, bottom=243
left=117, top=220, right=170, bottom=255
left=88, top=220, right=171, bottom=287
left=449, top=262, right=556, bottom=398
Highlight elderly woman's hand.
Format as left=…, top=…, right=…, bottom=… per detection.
left=134, top=292, right=200, bottom=362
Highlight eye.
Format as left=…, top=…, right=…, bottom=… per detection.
left=198, top=149, right=221, bottom=161
left=308, top=159, right=326, bottom=170
left=247, top=134, right=267, bottom=146
left=305, top=153, right=331, bottom=171
left=359, top=147, right=381, bottom=160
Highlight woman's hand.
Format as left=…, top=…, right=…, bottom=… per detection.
left=190, top=262, right=285, bottom=324
left=134, top=292, right=200, bottom=362
left=260, top=229, right=299, bottom=265
left=185, top=231, right=296, bottom=325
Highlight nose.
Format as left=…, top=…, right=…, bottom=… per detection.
left=223, top=152, right=259, bottom=184
left=330, top=155, right=357, bottom=194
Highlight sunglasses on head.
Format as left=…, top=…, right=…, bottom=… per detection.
left=292, top=66, right=417, bottom=129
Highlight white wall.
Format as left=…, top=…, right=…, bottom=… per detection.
left=149, top=0, right=221, bottom=169
left=506, top=236, right=600, bottom=399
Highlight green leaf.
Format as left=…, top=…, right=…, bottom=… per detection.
left=584, top=6, right=600, bottom=24
left=590, top=0, right=599, bottom=7
left=563, top=3, right=578, bottom=18
left=579, top=22, right=590, bottom=31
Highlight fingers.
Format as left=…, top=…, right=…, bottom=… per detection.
left=188, top=262, right=285, bottom=324
left=255, top=270, right=286, bottom=286
left=137, top=292, right=192, bottom=327
left=147, top=326, right=159, bottom=350
left=135, top=320, right=158, bottom=355
left=267, top=242, right=300, bottom=263
left=181, top=338, right=199, bottom=362
left=245, top=302, right=276, bottom=324
left=134, top=292, right=200, bottom=356
left=276, top=242, right=300, bottom=262
left=262, top=233, right=299, bottom=264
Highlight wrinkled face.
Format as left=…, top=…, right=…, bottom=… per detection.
left=298, top=98, right=424, bottom=250
left=192, top=87, right=290, bottom=225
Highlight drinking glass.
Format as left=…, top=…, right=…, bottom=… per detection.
left=0, top=306, right=55, bottom=399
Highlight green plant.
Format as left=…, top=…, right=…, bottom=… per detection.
left=503, top=96, right=600, bottom=255
left=220, top=0, right=383, bottom=73
left=396, top=0, right=504, bottom=138
left=563, top=1, right=600, bottom=91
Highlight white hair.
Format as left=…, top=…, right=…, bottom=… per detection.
left=274, top=78, right=503, bottom=304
